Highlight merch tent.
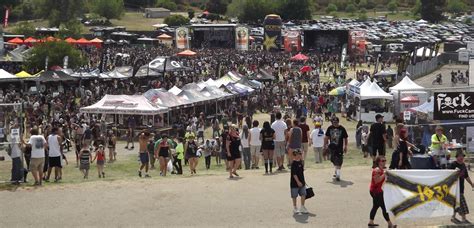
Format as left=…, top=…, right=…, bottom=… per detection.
left=354, top=81, right=394, bottom=122
left=135, top=56, right=191, bottom=77
left=390, top=76, right=428, bottom=113
left=248, top=69, right=275, bottom=82
left=80, top=95, right=168, bottom=115
left=144, top=88, right=191, bottom=109
left=0, top=69, right=19, bottom=81
left=99, top=66, right=133, bottom=79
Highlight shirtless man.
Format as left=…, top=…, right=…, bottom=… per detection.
left=138, top=130, right=151, bottom=178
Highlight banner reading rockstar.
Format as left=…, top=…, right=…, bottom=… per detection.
left=434, top=92, right=474, bottom=120
left=235, top=27, right=249, bottom=51
left=263, top=14, right=282, bottom=51
left=383, top=170, right=459, bottom=219
left=175, top=27, right=189, bottom=49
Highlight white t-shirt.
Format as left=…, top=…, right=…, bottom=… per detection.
left=47, top=134, right=61, bottom=157
left=310, top=128, right=325, bottom=148
left=271, top=120, right=287, bottom=142
left=28, top=135, right=47, bottom=158
left=240, top=133, right=250, bottom=148
left=249, top=127, right=261, bottom=146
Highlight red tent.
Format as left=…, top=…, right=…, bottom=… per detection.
left=400, top=96, right=420, bottom=103
left=44, top=36, right=61, bottom=42
left=202, top=11, right=209, bottom=15
left=8, top=37, right=24, bottom=44
left=75, top=38, right=91, bottom=45
left=291, top=53, right=309, bottom=61
left=65, top=37, right=77, bottom=43
left=300, top=66, right=312, bottom=73
left=177, top=50, right=197, bottom=57
left=90, top=38, right=103, bottom=48
left=24, top=37, right=38, bottom=43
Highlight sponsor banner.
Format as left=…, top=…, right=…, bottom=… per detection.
left=175, top=27, right=189, bottom=49
left=235, top=27, right=249, bottom=51
left=263, top=14, right=282, bottom=51
left=283, top=30, right=301, bottom=52
left=434, top=92, right=474, bottom=120
left=383, top=170, right=459, bottom=219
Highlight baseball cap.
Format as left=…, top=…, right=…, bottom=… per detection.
left=375, top=114, right=384, bottom=120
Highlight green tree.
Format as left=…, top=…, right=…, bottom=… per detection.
left=446, top=0, right=467, bottom=14
left=10, top=1, right=37, bottom=21
left=412, top=0, right=422, bottom=16
left=34, top=0, right=86, bottom=27
left=345, top=3, right=357, bottom=15
left=358, top=8, right=368, bottom=20
left=13, top=22, right=36, bottom=37
left=58, top=20, right=83, bottom=38
left=91, top=0, right=124, bottom=20
left=325, top=3, right=338, bottom=14
left=163, top=14, right=189, bottom=26
left=206, top=0, right=228, bottom=15
left=156, top=0, right=177, bottom=11
left=277, top=0, right=313, bottom=20
left=237, top=0, right=276, bottom=23
left=387, top=0, right=398, bottom=13
left=421, top=0, right=445, bottom=23
left=124, top=0, right=156, bottom=7
left=24, top=41, right=86, bottom=72
left=226, top=0, right=244, bottom=18
left=188, top=9, right=195, bottom=19
left=358, top=0, right=368, bottom=9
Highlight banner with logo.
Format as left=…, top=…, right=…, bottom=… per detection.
left=283, top=30, right=301, bottom=52
left=383, top=170, right=459, bottom=219
left=434, top=92, right=474, bottom=120
left=175, top=27, right=189, bottom=49
left=263, top=14, right=282, bottom=51
left=235, top=26, right=249, bottom=51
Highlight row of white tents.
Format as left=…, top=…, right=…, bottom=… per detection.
left=80, top=71, right=261, bottom=115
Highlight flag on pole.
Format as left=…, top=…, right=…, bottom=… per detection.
left=383, top=170, right=459, bottom=219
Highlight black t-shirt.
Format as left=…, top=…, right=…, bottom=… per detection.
left=450, top=161, right=469, bottom=194
left=325, top=125, right=348, bottom=153
left=220, top=132, right=228, bottom=151
left=260, top=128, right=275, bottom=150
left=370, top=123, right=386, bottom=146
left=290, top=160, right=305, bottom=188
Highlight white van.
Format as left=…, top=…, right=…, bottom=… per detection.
left=387, top=43, right=404, bottom=52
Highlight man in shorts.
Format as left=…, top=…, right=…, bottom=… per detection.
left=324, top=117, right=348, bottom=181
left=138, top=130, right=151, bottom=178
left=46, top=127, right=64, bottom=182
left=272, top=112, right=287, bottom=171
left=299, top=117, right=310, bottom=162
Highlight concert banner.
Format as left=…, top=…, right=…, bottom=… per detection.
left=263, top=14, right=282, bottom=51
left=283, top=30, right=301, bottom=52
left=175, top=27, right=189, bottom=49
left=383, top=170, right=459, bottom=219
left=235, top=26, right=249, bottom=51
left=434, top=92, right=474, bottom=120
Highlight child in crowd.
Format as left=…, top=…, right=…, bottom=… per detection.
left=290, top=149, right=308, bottom=215
left=92, top=144, right=106, bottom=178
left=79, top=143, right=92, bottom=179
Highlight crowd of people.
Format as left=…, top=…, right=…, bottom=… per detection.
left=2, top=42, right=472, bottom=224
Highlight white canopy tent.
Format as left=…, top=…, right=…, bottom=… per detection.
left=389, top=76, right=424, bottom=91
left=360, top=82, right=394, bottom=100
left=0, top=69, right=18, bottom=80
left=390, top=76, right=428, bottom=113
left=80, top=95, right=168, bottom=115
left=409, top=97, right=434, bottom=114
left=353, top=81, right=394, bottom=122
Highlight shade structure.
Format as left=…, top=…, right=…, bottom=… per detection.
left=80, top=94, right=168, bottom=115
left=359, top=82, right=393, bottom=100
left=290, top=53, right=309, bottom=61
left=44, top=36, right=60, bottom=42
left=400, top=96, right=419, bottom=103
left=65, top=37, right=77, bottom=43
left=177, top=50, right=197, bottom=57
left=15, top=71, right=32, bottom=78
left=24, top=37, right=38, bottom=43
left=374, top=69, right=397, bottom=77
left=157, top=34, right=172, bottom=39
left=0, top=69, right=18, bottom=81
left=300, top=66, right=312, bottom=73
left=152, top=23, right=168, bottom=28
left=75, top=38, right=91, bottom=45
left=408, top=97, right=433, bottom=113
left=329, top=87, right=345, bottom=96
left=90, top=38, right=103, bottom=48
left=8, top=37, right=24, bottom=44
left=389, top=76, right=424, bottom=91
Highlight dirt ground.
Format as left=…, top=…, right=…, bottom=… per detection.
left=1, top=166, right=472, bottom=228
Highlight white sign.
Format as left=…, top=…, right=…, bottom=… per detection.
left=383, top=170, right=459, bottom=219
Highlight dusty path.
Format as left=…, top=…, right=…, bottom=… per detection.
left=1, top=166, right=472, bottom=228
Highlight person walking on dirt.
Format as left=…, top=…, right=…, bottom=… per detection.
left=323, top=117, right=348, bottom=181
left=368, top=155, right=397, bottom=228
left=138, top=130, right=151, bottom=178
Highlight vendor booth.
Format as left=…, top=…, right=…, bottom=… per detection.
left=80, top=94, right=169, bottom=130
left=390, top=76, right=428, bottom=115
left=351, top=79, right=394, bottom=122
